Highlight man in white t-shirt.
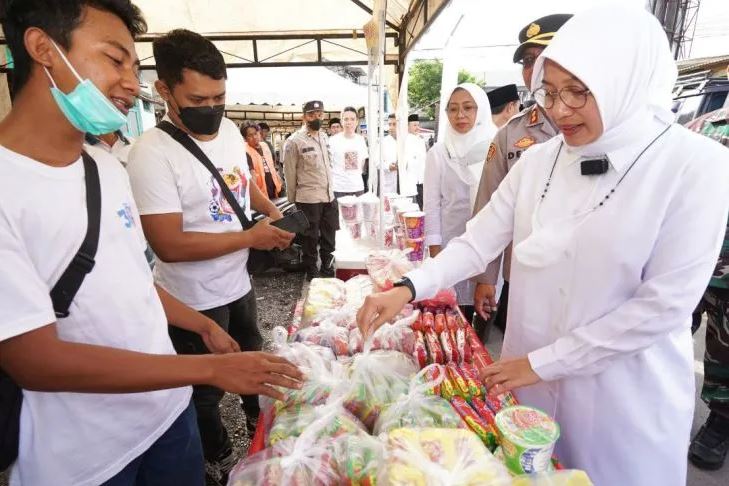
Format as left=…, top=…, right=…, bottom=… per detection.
left=0, top=4, right=302, bottom=486
left=125, top=29, right=294, bottom=484
left=406, top=114, right=428, bottom=208
left=380, top=114, right=400, bottom=195
left=329, top=106, right=368, bottom=198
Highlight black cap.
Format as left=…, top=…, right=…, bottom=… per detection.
left=258, top=122, right=270, bottom=130
left=303, top=100, right=324, bottom=112
left=512, top=14, right=573, bottom=63
left=408, top=113, right=419, bottom=122
left=487, top=84, right=519, bottom=108
left=329, top=117, right=341, bottom=126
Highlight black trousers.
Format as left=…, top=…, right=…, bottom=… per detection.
left=297, top=200, right=339, bottom=274
left=416, top=183, right=424, bottom=210
left=168, top=290, right=262, bottom=461
left=334, top=190, right=365, bottom=198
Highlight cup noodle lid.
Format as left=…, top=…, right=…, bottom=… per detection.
left=495, top=406, right=560, bottom=447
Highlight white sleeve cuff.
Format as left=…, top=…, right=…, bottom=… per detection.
left=425, top=235, right=442, bottom=246
left=527, top=345, right=564, bottom=382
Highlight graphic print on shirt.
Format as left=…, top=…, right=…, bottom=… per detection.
left=344, top=150, right=359, bottom=170
left=116, top=202, right=136, bottom=228
left=208, top=165, right=247, bottom=222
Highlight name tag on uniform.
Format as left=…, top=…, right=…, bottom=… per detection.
left=302, top=147, right=315, bottom=153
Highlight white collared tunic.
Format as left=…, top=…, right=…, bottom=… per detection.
left=408, top=123, right=729, bottom=486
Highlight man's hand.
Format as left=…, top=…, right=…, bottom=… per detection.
left=200, top=320, right=240, bottom=354
left=480, top=356, right=540, bottom=396
left=474, top=283, right=498, bottom=320
left=246, top=218, right=294, bottom=250
left=356, top=286, right=412, bottom=338
left=210, top=352, right=304, bottom=400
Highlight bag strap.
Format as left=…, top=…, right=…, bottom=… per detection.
left=156, top=121, right=254, bottom=230
left=49, top=151, right=101, bottom=318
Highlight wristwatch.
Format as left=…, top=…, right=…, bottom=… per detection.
left=393, top=277, right=416, bottom=303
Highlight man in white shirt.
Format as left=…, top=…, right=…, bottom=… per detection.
left=329, top=106, right=368, bottom=198
left=406, top=113, right=428, bottom=208
left=380, top=114, right=400, bottom=195
left=0, top=3, right=302, bottom=486
left=126, top=30, right=294, bottom=484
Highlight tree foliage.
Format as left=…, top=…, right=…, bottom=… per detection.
left=407, top=60, right=482, bottom=119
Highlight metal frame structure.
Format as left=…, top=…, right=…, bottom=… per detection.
left=649, top=0, right=702, bottom=60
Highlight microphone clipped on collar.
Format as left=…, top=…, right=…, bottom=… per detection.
left=580, top=157, right=609, bottom=176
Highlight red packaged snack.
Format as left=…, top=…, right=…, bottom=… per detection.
left=422, top=310, right=435, bottom=330
left=465, top=325, right=490, bottom=356
left=450, top=396, right=498, bottom=451
left=415, top=288, right=458, bottom=308
left=456, top=327, right=471, bottom=363
left=445, top=311, right=459, bottom=332
left=472, top=351, right=494, bottom=374
left=458, top=363, right=483, bottom=399
left=446, top=362, right=470, bottom=399
left=470, top=396, right=497, bottom=427
left=424, top=328, right=444, bottom=364
left=484, top=393, right=504, bottom=414
left=412, top=330, right=429, bottom=368
left=439, top=329, right=459, bottom=363
left=411, top=312, right=424, bottom=332
left=434, top=311, right=447, bottom=334
left=440, top=372, right=456, bottom=401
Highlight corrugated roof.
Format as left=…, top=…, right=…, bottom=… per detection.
left=677, top=54, right=729, bottom=74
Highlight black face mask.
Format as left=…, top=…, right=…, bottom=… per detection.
left=169, top=95, right=225, bottom=135
left=306, top=119, right=322, bottom=131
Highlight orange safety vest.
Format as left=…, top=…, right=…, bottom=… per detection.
left=245, top=142, right=282, bottom=198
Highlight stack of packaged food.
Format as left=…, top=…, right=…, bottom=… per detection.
left=229, top=252, right=593, bottom=485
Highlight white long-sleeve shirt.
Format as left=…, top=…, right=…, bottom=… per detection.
left=407, top=123, right=729, bottom=486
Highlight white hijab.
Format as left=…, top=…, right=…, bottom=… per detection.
left=531, top=4, right=677, bottom=159
left=516, top=5, right=678, bottom=269
left=442, top=83, right=498, bottom=207
left=443, top=83, right=498, bottom=166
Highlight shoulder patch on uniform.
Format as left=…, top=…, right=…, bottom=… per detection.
left=514, top=136, right=536, bottom=149
left=487, top=143, right=497, bottom=162
left=529, top=107, right=539, bottom=125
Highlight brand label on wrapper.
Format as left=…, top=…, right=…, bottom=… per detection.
left=495, top=405, right=560, bottom=474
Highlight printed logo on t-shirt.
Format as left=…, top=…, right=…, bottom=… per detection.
left=344, top=151, right=359, bottom=171
left=209, top=166, right=248, bottom=222
left=117, top=203, right=136, bottom=229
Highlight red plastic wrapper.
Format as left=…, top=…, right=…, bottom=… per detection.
left=412, top=330, right=429, bottom=369
left=445, top=312, right=459, bottom=332
left=450, top=396, right=498, bottom=451
left=471, top=351, right=494, bottom=375
left=440, top=372, right=456, bottom=401
left=424, top=328, right=444, bottom=364
left=470, top=396, right=497, bottom=427
left=434, top=311, right=447, bottom=334
left=446, top=363, right=470, bottom=399
left=456, top=327, right=472, bottom=363
left=415, top=288, right=458, bottom=308
left=484, top=392, right=515, bottom=414
left=422, top=310, right=435, bottom=331
left=439, top=329, right=459, bottom=363
left=465, top=325, right=490, bottom=357
left=458, top=363, right=483, bottom=399
left=294, top=323, right=349, bottom=357
left=411, top=312, right=424, bottom=332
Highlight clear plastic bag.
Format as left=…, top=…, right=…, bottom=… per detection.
left=228, top=436, right=339, bottom=486
left=294, top=320, right=351, bottom=357
left=341, top=350, right=419, bottom=431
left=331, top=433, right=384, bottom=486
left=378, top=428, right=512, bottom=486
left=373, top=364, right=465, bottom=435
left=511, top=470, right=593, bottom=486
left=344, top=274, right=377, bottom=308
left=267, top=402, right=367, bottom=446
left=365, top=250, right=414, bottom=291
left=303, top=278, right=347, bottom=325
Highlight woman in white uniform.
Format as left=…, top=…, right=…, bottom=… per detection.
left=357, top=6, right=729, bottom=485
left=424, top=83, right=497, bottom=320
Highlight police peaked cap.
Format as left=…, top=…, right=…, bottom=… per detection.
left=512, top=13, right=573, bottom=63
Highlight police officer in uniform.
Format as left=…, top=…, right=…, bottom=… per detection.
left=471, top=14, right=572, bottom=337
left=283, top=100, right=338, bottom=280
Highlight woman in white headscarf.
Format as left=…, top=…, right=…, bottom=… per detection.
left=423, top=83, right=497, bottom=318
left=358, top=5, right=729, bottom=485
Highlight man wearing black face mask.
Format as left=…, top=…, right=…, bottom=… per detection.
left=126, top=29, right=294, bottom=485
left=283, top=101, right=337, bottom=280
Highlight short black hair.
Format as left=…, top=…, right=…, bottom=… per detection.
left=240, top=122, right=259, bottom=138
left=153, top=29, right=226, bottom=88
left=258, top=122, right=270, bottom=131
left=329, top=117, right=341, bottom=127
left=388, top=113, right=396, bottom=120
left=342, top=106, right=357, bottom=116
left=491, top=100, right=518, bottom=115
left=1, top=0, right=147, bottom=93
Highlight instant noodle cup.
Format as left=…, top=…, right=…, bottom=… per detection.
left=383, top=225, right=395, bottom=248
left=359, top=194, right=380, bottom=221
left=363, top=221, right=378, bottom=240
left=346, top=222, right=362, bottom=240
left=338, top=196, right=360, bottom=222
left=495, top=405, right=561, bottom=475
left=402, top=211, right=425, bottom=239
left=404, top=237, right=425, bottom=263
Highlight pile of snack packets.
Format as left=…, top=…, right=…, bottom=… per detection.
left=228, top=250, right=593, bottom=486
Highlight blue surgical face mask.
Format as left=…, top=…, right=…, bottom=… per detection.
left=44, top=41, right=128, bottom=135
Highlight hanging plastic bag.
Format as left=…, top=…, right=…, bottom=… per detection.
left=373, top=364, right=465, bottom=435
left=365, top=250, right=414, bottom=291
left=294, top=319, right=351, bottom=357
left=331, top=433, right=385, bottom=486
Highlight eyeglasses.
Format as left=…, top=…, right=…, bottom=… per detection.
left=445, top=104, right=477, bottom=116
left=532, top=86, right=592, bottom=109
left=517, top=55, right=538, bottom=69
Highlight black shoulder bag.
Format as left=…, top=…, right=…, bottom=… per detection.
left=0, top=151, right=102, bottom=471
left=156, top=121, right=275, bottom=274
